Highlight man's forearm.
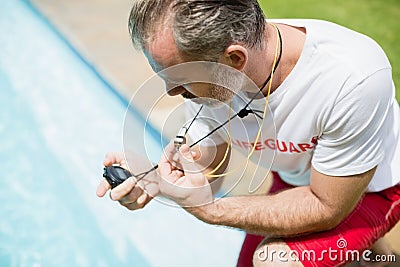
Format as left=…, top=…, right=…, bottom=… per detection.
left=186, top=186, right=340, bottom=237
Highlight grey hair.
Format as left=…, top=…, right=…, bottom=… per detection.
left=128, top=0, right=266, bottom=61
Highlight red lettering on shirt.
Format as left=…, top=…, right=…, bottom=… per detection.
left=252, top=141, right=265, bottom=151
left=241, top=141, right=252, bottom=149
left=276, top=140, right=288, bottom=152
left=264, top=139, right=276, bottom=150
left=298, top=143, right=313, bottom=152
left=231, top=137, right=318, bottom=154
left=289, top=142, right=301, bottom=153
left=311, top=136, right=318, bottom=145
left=231, top=138, right=243, bottom=149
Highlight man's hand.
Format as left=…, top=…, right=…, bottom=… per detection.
left=96, top=152, right=159, bottom=210
left=158, top=143, right=213, bottom=207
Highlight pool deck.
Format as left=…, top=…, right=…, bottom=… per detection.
left=32, top=0, right=400, bottom=254
left=31, top=0, right=184, bottom=139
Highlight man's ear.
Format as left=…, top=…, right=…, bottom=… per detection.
left=222, top=45, right=248, bottom=71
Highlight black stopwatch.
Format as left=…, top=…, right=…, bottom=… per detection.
left=103, top=166, right=132, bottom=189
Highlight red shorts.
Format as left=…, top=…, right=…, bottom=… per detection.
left=237, top=172, right=400, bottom=267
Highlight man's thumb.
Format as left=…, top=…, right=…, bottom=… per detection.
left=179, top=145, right=205, bottom=187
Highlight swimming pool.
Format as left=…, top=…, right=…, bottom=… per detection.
left=0, top=1, right=244, bottom=266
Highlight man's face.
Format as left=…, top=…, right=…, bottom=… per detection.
left=144, top=27, right=237, bottom=107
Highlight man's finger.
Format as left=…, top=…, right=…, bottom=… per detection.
left=96, top=179, right=111, bottom=197
left=122, top=198, right=147, bottom=210
left=158, top=142, right=174, bottom=176
left=191, top=150, right=200, bottom=161
left=179, top=144, right=205, bottom=187
left=109, top=177, right=137, bottom=200
left=179, top=144, right=198, bottom=170
left=137, top=193, right=148, bottom=205
left=163, top=140, right=179, bottom=162
left=118, top=184, right=143, bottom=204
left=103, top=152, right=124, bottom=166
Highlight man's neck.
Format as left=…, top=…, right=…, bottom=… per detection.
left=244, top=22, right=306, bottom=96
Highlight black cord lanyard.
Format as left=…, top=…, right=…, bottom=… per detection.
left=131, top=25, right=283, bottom=182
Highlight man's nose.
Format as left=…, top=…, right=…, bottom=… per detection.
left=165, top=83, right=186, bottom=96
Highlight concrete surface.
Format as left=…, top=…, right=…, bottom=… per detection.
left=31, top=0, right=185, bottom=139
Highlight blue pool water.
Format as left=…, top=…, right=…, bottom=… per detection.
left=0, top=1, right=244, bottom=267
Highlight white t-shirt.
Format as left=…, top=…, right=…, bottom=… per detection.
left=185, top=19, right=400, bottom=192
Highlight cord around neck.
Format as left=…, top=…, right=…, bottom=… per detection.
left=242, top=24, right=283, bottom=111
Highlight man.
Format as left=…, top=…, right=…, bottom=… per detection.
left=96, top=0, right=400, bottom=266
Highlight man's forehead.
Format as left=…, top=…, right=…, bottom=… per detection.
left=145, top=24, right=183, bottom=71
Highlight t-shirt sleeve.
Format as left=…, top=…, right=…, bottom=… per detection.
left=184, top=100, right=227, bottom=147
left=312, top=68, right=394, bottom=176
